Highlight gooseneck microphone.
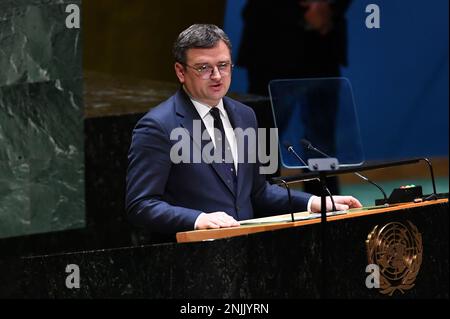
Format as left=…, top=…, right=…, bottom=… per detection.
left=283, top=141, right=308, bottom=166
left=300, top=139, right=389, bottom=204
left=283, top=141, right=337, bottom=212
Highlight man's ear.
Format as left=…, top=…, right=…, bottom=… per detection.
left=174, top=62, right=185, bottom=83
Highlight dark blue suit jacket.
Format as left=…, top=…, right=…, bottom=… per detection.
left=126, top=89, right=312, bottom=234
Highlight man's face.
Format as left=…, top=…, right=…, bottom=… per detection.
left=175, top=40, right=232, bottom=107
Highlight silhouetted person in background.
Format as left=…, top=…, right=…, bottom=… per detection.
left=237, top=0, right=352, bottom=196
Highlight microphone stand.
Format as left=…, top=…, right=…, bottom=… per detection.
left=284, top=143, right=337, bottom=211
left=301, top=139, right=389, bottom=204
left=303, top=140, right=439, bottom=203
left=277, top=178, right=294, bottom=222
left=310, top=164, right=337, bottom=299
left=421, top=158, right=438, bottom=200
left=271, top=176, right=335, bottom=223
left=305, top=162, right=339, bottom=225
left=319, top=172, right=328, bottom=225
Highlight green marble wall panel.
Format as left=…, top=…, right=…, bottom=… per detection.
left=0, top=0, right=81, bottom=86
left=0, top=0, right=84, bottom=238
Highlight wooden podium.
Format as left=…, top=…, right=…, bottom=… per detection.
left=177, top=199, right=448, bottom=243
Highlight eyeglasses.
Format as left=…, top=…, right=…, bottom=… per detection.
left=184, top=62, right=234, bottom=79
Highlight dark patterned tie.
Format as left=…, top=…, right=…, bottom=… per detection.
left=209, top=107, right=237, bottom=194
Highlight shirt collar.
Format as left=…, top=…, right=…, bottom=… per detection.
left=191, top=99, right=225, bottom=120
left=184, top=90, right=225, bottom=119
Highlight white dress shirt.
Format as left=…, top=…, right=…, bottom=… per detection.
left=190, top=98, right=238, bottom=172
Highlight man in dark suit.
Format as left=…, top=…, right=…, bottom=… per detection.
left=126, top=24, right=361, bottom=235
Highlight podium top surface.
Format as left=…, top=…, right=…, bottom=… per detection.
left=176, top=199, right=448, bottom=243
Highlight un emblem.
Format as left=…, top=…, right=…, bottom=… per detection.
left=366, top=221, right=423, bottom=296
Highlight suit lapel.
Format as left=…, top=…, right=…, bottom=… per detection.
left=174, top=89, right=210, bottom=151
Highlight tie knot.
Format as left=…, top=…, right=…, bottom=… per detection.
left=209, top=107, right=221, bottom=121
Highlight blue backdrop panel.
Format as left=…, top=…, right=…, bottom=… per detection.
left=224, top=0, right=449, bottom=160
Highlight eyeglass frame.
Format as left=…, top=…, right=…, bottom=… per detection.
left=183, top=61, right=234, bottom=79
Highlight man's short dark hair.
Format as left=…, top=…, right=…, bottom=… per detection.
left=173, top=24, right=232, bottom=65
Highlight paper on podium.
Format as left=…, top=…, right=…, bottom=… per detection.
left=239, top=210, right=347, bottom=225
left=238, top=205, right=389, bottom=226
